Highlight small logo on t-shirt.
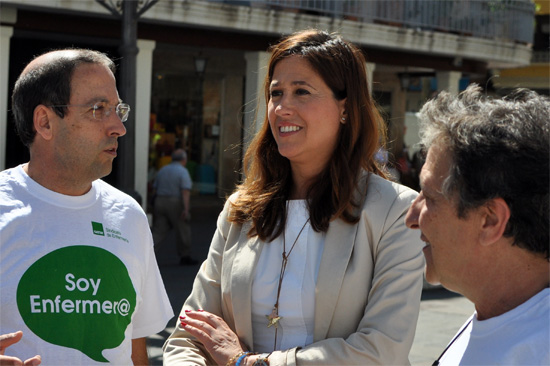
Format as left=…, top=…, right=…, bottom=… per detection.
left=92, top=222, right=105, bottom=236
left=92, top=222, right=129, bottom=243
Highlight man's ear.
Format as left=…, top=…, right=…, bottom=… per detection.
left=479, top=197, right=510, bottom=246
left=33, top=105, right=54, bottom=141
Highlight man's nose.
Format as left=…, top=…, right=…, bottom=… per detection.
left=405, top=194, right=421, bottom=229
left=108, top=112, right=127, bottom=137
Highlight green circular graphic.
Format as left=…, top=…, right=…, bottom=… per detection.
left=16, top=246, right=136, bottom=362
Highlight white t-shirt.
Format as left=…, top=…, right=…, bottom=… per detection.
left=251, top=200, right=325, bottom=352
left=0, top=165, right=173, bottom=365
left=439, top=288, right=550, bottom=365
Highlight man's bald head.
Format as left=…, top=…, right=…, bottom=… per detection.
left=21, top=49, right=85, bottom=75
left=171, top=149, right=188, bottom=162
left=12, top=49, right=115, bottom=147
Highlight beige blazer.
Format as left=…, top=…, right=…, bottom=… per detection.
left=164, top=173, right=425, bottom=365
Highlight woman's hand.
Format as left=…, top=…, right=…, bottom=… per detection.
left=180, top=310, right=245, bottom=365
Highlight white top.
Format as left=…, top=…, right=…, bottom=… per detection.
left=0, top=165, right=173, bottom=365
left=251, top=200, right=325, bottom=352
left=439, top=288, right=550, bottom=365
left=164, top=173, right=426, bottom=365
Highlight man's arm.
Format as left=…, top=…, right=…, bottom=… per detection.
left=181, top=188, right=191, bottom=220
left=131, top=338, right=149, bottom=366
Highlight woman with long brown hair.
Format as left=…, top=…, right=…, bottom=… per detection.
left=164, top=29, right=424, bottom=366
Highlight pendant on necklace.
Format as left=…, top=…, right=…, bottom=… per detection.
left=266, top=306, right=282, bottom=328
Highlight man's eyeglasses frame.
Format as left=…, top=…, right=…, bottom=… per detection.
left=48, top=102, right=131, bottom=123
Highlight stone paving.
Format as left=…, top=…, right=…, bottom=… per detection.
left=147, top=195, right=476, bottom=365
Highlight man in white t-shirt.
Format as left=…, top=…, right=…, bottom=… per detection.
left=405, top=85, right=549, bottom=365
left=0, top=49, right=173, bottom=365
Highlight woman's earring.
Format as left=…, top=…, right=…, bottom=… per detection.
left=341, top=116, right=346, bottom=124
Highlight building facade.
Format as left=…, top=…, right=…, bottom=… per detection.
left=492, top=0, right=549, bottom=93
left=0, top=0, right=536, bottom=210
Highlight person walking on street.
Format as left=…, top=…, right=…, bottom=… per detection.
left=152, top=148, right=198, bottom=265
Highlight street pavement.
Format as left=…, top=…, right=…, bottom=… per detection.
left=147, top=195, right=475, bottom=365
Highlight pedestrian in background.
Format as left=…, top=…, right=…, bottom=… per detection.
left=152, top=148, right=197, bottom=265
left=406, top=84, right=549, bottom=365
left=163, top=29, right=424, bottom=366
left=0, top=48, right=173, bottom=365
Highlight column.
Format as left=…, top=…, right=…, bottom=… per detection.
left=436, top=71, right=462, bottom=95
left=0, top=26, right=14, bottom=171
left=135, top=39, right=156, bottom=210
left=243, top=51, right=270, bottom=151
left=366, top=62, right=376, bottom=95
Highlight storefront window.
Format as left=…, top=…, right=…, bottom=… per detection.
left=149, top=70, right=221, bottom=209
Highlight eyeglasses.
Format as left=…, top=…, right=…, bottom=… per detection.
left=49, top=102, right=131, bottom=122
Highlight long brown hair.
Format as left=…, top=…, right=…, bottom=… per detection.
left=229, top=29, right=387, bottom=241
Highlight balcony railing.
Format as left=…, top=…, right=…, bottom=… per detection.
left=532, top=50, right=550, bottom=63
left=220, top=0, right=535, bottom=44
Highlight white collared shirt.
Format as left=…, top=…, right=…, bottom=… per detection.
left=251, top=200, right=325, bottom=352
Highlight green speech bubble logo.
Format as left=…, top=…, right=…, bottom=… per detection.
left=16, top=246, right=136, bottom=362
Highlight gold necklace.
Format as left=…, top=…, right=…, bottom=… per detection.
left=265, top=214, right=310, bottom=351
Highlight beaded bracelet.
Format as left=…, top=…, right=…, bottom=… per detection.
left=226, top=351, right=248, bottom=366
left=235, top=352, right=254, bottom=366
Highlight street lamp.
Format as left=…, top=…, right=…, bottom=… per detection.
left=399, top=72, right=411, bottom=90
left=194, top=56, right=208, bottom=78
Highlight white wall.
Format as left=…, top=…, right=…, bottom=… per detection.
left=243, top=51, right=269, bottom=150
left=135, top=39, right=156, bottom=210
left=1, top=24, right=15, bottom=171
left=404, top=112, right=421, bottom=160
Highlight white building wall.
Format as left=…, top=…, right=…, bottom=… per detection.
left=0, top=25, right=14, bottom=172
left=1, top=0, right=531, bottom=69
left=135, top=39, right=156, bottom=210
left=436, top=71, right=462, bottom=96
left=243, top=51, right=269, bottom=150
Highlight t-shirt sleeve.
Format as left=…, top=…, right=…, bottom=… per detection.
left=182, top=168, right=193, bottom=190
left=131, top=242, right=173, bottom=338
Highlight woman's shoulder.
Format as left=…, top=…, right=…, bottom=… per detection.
left=227, top=191, right=240, bottom=203
left=217, top=191, right=242, bottom=225
left=362, top=172, right=419, bottom=210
